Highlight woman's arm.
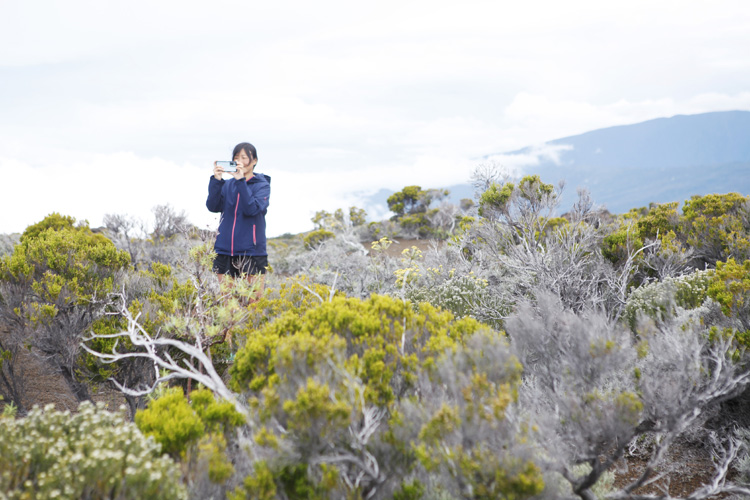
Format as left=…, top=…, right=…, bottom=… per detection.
left=236, top=178, right=270, bottom=217
left=206, top=176, right=225, bottom=213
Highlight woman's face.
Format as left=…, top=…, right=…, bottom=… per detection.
left=234, top=149, right=256, bottom=169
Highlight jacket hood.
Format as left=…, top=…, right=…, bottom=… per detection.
left=251, top=173, right=271, bottom=185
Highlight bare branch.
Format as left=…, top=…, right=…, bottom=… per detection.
left=81, top=295, right=249, bottom=419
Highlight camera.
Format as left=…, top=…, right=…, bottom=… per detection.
left=216, top=161, right=238, bottom=172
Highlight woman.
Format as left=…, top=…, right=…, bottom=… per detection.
left=206, top=142, right=271, bottom=286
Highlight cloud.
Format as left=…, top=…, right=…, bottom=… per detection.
left=0, top=153, right=208, bottom=235
left=3, top=1, right=750, bottom=237
left=499, top=92, right=750, bottom=150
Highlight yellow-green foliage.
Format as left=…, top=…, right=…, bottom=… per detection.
left=198, top=433, right=235, bottom=483
left=478, top=175, right=554, bottom=219
left=682, top=193, right=750, bottom=262
left=636, top=202, right=679, bottom=240
left=388, top=185, right=426, bottom=217
left=0, top=221, right=130, bottom=310
left=0, top=217, right=131, bottom=395
left=386, top=186, right=449, bottom=237
left=20, top=212, right=79, bottom=242
left=602, top=220, right=643, bottom=265
left=479, top=182, right=514, bottom=217
left=135, top=387, right=243, bottom=462
left=602, top=202, right=681, bottom=266
left=544, top=216, right=569, bottom=235
left=0, top=402, right=186, bottom=500
left=393, top=480, right=425, bottom=500
left=231, top=294, right=487, bottom=406
left=190, top=387, right=246, bottom=431
left=229, top=295, right=514, bottom=498
left=232, top=461, right=342, bottom=500
left=399, top=213, right=432, bottom=237
left=518, top=174, right=554, bottom=201
left=135, top=387, right=205, bottom=457
left=137, top=262, right=198, bottom=331
left=240, top=278, right=338, bottom=334
left=310, top=207, right=366, bottom=231
left=135, top=387, right=244, bottom=487
left=708, top=258, right=750, bottom=318
left=603, top=194, right=750, bottom=267
left=303, top=229, right=335, bottom=249
left=230, top=461, right=277, bottom=500
left=408, top=331, right=542, bottom=499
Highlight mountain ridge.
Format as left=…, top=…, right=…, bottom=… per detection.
left=365, top=110, right=750, bottom=217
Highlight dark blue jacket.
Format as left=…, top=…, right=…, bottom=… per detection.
left=206, top=173, right=271, bottom=256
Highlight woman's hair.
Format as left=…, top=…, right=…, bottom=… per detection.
left=232, top=142, right=257, bottom=162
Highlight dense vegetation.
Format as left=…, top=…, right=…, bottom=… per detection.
left=1, top=172, right=750, bottom=499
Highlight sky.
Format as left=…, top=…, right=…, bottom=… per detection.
left=2, top=0, right=750, bottom=237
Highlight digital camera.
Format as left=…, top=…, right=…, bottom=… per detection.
left=216, top=161, right=238, bottom=171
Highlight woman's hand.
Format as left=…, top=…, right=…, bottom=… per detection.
left=232, top=164, right=245, bottom=180
left=213, top=161, right=224, bottom=180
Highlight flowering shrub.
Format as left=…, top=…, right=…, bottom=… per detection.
left=0, top=401, right=186, bottom=500
left=624, top=269, right=713, bottom=332
left=405, top=267, right=496, bottom=323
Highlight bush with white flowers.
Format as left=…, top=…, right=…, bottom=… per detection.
left=0, top=401, right=186, bottom=500
left=624, top=269, right=713, bottom=331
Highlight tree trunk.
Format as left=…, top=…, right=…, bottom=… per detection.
left=59, top=365, right=91, bottom=403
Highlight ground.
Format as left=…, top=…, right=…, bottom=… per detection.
left=0, top=325, right=126, bottom=415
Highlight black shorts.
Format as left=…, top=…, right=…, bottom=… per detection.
left=213, top=254, right=268, bottom=277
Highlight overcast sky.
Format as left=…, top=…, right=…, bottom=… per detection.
left=2, top=0, right=749, bottom=236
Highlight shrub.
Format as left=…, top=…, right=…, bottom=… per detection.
left=135, top=386, right=245, bottom=489
left=405, top=266, right=500, bottom=325
left=0, top=216, right=131, bottom=407
left=396, top=330, right=544, bottom=499
left=135, top=387, right=206, bottom=457
left=708, top=258, right=750, bottom=321
left=624, top=269, right=714, bottom=332
left=0, top=401, right=186, bottom=500
left=229, top=294, right=519, bottom=498
left=303, top=229, right=335, bottom=249
left=231, top=294, right=486, bottom=404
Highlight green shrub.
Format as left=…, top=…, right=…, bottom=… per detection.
left=0, top=402, right=186, bottom=500
left=229, top=294, right=512, bottom=497
left=303, top=229, right=335, bottom=249
left=0, top=215, right=132, bottom=405
left=681, top=193, right=750, bottom=265
left=231, top=294, right=486, bottom=405
left=136, top=386, right=243, bottom=455
left=707, top=258, right=750, bottom=319
left=1, top=221, right=130, bottom=307
left=20, top=212, right=79, bottom=243
left=135, top=386, right=244, bottom=486
left=135, top=387, right=206, bottom=457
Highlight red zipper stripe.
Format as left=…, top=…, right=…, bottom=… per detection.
left=231, top=193, right=239, bottom=255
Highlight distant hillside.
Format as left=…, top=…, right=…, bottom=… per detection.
left=367, top=110, right=750, bottom=216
